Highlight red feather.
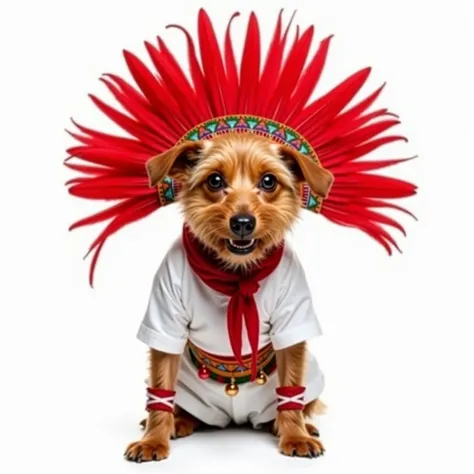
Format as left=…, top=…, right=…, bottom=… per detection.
left=99, top=76, right=176, bottom=145
left=295, top=68, right=372, bottom=133
left=102, top=73, right=151, bottom=110
left=224, top=12, right=241, bottom=113
left=166, top=23, right=211, bottom=118
left=259, top=10, right=296, bottom=117
left=66, top=146, right=147, bottom=169
left=64, top=161, right=113, bottom=175
left=86, top=197, right=159, bottom=286
left=314, top=107, right=392, bottom=145
left=197, top=9, right=229, bottom=116
left=69, top=197, right=144, bottom=231
left=123, top=50, right=184, bottom=131
left=68, top=118, right=155, bottom=154
left=286, top=35, right=333, bottom=122
left=88, top=94, right=162, bottom=148
left=276, top=26, right=315, bottom=120
left=331, top=157, right=415, bottom=174
left=322, top=135, right=409, bottom=167
left=238, top=12, right=261, bottom=114
left=146, top=40, right=200, bottom=125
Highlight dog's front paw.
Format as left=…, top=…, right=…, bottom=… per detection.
left=124, top=438, right=170, bottom=463
left=279, top=436, right=325, bottom=458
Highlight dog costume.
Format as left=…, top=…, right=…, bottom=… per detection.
left=65, top=10, right=417, bottom=427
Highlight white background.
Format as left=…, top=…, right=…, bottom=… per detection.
left=0, top=0, right=472, bottom=473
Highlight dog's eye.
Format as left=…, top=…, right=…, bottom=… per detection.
left=259, top=174, right=277, bottom=192
left=207, top=173, right=225, bottom=191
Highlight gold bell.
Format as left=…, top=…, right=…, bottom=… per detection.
left=225, top=377, right=239, bottom=397
left=255, top=370, right=268, bottom=385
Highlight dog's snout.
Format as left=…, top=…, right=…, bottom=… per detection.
left=229, top=213, right=256, bottom=238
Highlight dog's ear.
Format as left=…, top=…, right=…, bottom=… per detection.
left=275, top=144, right=334, bottom=198
left=146, top=141, right=206, bottom=187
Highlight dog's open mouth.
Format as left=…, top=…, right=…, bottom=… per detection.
left=226, top=239, right=257, bottom=255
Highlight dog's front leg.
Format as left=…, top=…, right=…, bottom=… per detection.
left=125, top=349, right=180, bottom=462
left=274, top=342, right=325, bottom=457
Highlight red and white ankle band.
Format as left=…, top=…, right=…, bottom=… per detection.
left=146, top=388, right=175, bottom=413
left=276, top=386, right=306, bottom=411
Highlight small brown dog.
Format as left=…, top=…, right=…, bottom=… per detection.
left=125, top=133, right=333, bottom=462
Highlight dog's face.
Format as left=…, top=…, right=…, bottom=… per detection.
left=146, top=133, right=333, bottom=268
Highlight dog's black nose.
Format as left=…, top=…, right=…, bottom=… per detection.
left=229, top=214, right=256, bottom=238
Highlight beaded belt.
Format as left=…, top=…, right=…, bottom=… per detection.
left=187, top=340, right=276, bottom=396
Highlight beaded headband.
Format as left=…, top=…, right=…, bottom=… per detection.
left=158, top=114, right=323, bottom=212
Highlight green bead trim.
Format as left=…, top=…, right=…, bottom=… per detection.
left=179, top=115, right=321, bottom=166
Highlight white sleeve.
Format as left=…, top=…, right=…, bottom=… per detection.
left=269, top=250, right=323, bottom=350
left=136, top=249, right=189, bottom=354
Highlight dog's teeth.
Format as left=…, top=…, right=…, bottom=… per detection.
left=230, top=239, right=255, bottom=249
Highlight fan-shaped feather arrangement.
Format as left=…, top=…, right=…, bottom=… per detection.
left=65, top=9, right=417, bottom=285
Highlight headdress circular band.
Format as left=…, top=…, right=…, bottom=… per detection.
left=65, top=9, right=417, bottom=285
left=163, top=114, right=323, bottom=212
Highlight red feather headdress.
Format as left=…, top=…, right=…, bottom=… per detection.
left=65, top=9, right=417, bottom=286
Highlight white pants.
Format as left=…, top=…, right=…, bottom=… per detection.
left=174, top=349, right=325, bottom=428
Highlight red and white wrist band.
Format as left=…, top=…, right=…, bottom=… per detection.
left=146, top=388, right=175, bottom=413
left=276, top=386, right=306, bottom=411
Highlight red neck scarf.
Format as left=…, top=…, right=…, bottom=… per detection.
left=182, top=225, right=284, bottom=380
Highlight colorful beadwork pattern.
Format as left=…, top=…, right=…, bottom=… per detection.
left=157, top=176, right=182, bottom=206
left=188, top=348, right=276, bottom=384
left=178, top=115, right=321, bottom=165
left=187, top=340, right=276, bottom=384
left=300, top=183, right=322, bottom=213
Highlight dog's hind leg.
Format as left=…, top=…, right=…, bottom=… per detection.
left=262, top=413, right=321, bottom=438
left=302, top=399, right=326, bottom=437
left=173, top=406, right=201, bottom=438
left=140, top=406, right=201, bottom=439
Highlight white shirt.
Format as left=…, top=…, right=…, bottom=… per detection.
left=136, top=238, right=325, bottom=427
left=137, top=238, right=323, bottom=356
